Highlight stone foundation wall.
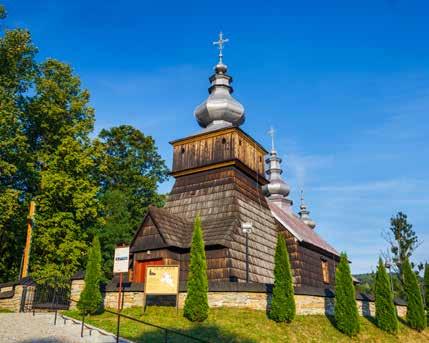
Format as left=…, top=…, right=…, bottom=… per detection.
left=0, top=285, right=24, bottom=312
left=69, top=279, right=85, bottom=310
left=104, top=291, right=144, bottom=309
left=70, top=278, right=407, bottom=317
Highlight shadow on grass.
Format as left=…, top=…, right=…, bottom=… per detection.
left=134, top=325, right=258, bottom=343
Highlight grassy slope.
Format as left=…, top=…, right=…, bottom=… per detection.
left=64, top=307, right=429, bottom=343
left=0, top=308, right=13, bottom=313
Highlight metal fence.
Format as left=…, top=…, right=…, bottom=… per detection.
left=22, top=277, right=208, bottom=342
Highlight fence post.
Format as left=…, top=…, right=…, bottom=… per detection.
left=54, top=309, right=57, bottom=325
left=81, top=313, right=85, bottom=338
left=116, top=311, right=121, bottom=343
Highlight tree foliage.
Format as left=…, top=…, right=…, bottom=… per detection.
left=0, top=11, right=38, bottom=282
left=95, top=125, right=168, bottom=278
left=0, top=6, right=168, bottom=282
left=384, top=212, right=421, bottom=286
left=403, top=258, right=426, bottom=331
left=334, top=252, right=360, bottom=337
left=375, top=258, right=398, bottom=334
left=77, top=236, right=103, bottom=315
left=184, top=215, right=209, bottom=322
left=269, top=234, right=295, bottom=322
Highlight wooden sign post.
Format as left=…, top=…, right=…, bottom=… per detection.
left=143, top=265, right=180, bottom=313
left=21, top=201, right=36, bottom=279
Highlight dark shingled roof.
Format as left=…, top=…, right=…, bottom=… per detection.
left=268, top=202, right=339, bottom=257
left=131, top=206, right=238, bottom=252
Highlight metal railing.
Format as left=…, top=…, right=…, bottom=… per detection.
left=67, top=298, right=209, bottom=343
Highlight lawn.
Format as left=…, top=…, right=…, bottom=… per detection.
left=63, top=306, right=429, bottom=343
left=0, top=307, right=13, bottom=313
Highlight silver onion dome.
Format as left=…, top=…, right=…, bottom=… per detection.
left=263, top=150, right=291, bottom=197
left=263, top=128, right=292, bottom=211
left=299, top=191, right=316, bottom=229
left=194, top=33, right=245, bottom=129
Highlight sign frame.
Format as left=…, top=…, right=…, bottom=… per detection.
left=113, top=246, right=130, bottom=274
left=143, top=265, right=180, bottom=313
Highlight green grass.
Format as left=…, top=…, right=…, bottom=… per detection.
left=0, top=307, right=13, bottom=313
left=63, top=306, right=429, bottom=342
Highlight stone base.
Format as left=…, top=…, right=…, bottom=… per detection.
left=70, top=279, right=407, bottom=317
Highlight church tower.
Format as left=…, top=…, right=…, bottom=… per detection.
left=130, top=33, right=278, bottom=283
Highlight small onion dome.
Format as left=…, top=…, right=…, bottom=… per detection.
left=299, top=192, right=316, bottom=229
left=263, top=150, right=291, bottom=198
left=194, top=62, right=245, bottom=129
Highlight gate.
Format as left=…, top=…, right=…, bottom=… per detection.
left=21, top=278, right=70, bottom=312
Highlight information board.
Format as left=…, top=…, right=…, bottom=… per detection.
left=145, top=265, right=179, bottom=295
left=113, top=246, right=130, bottom=273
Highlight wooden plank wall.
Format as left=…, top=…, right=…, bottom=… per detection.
left=133, top=248, right=231, bottom=283
left=172, top=129, right=265, bottom=176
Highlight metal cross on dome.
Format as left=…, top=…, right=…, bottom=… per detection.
left=268, top=126, right=275, bottom=151
left=213, top=32, right=229, bottom=64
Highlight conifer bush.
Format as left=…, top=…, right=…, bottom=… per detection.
left=403, top=258, right=426, bottom=331
left=424, top=263, right=429, bottom=323
left=184, top=215, right=209, bottom=322
left=334, top=252, right=360, bottom=336
left=375, top=258, right=398, bottom=334
left=269, top=234, right=295, bottom=322
left=77, top=236, right=103, bottom=315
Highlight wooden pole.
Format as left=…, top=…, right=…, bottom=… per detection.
left=21, top=201, right=36, bottom=279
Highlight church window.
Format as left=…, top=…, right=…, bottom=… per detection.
left=181, top=147, right=185, bottom=154
left=222, top=137, right=226, bottom=144
left=321, top=259, right=329, bottom=284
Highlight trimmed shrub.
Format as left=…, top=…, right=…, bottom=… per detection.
left=375, top=258, right=398, bottom=334
left=269, top=234, right=295, bottom=322
left=334, top=252, right=360, bottom=336
left=77, top=236, right=103, bottom=314
left=403, top=258, right=426, bottom=331
left=425, top=263, right=429, bottom=323
left=184, top=215, right=209, bottom=322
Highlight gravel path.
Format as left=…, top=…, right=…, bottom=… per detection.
left=0, top=312, right=129, bottom=343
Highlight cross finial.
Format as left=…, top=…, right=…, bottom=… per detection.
left=268, top=127, right=275, bottom=152
left=300, top=189, right=304, bottom=204
left=213, top=32, right=229, bottom=64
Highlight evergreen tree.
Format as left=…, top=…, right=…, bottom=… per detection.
left=335, top=252, right=360, bottom=336
left=269, top=234, right=295, bottom=322
left=375, top=258, right=398, bottom=334
left=403, top=258, right=426, bottom=331
left=77, top=236, right=103, bottom=315
left=184, top=215, right=208, bottom=322
left=385, top=212, right=421, bottom=292
left=424, top=263, right=429, bottom=323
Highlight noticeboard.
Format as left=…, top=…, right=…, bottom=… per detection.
left=113, top=246, right=130, bottom=273
left=144, top=265, right=179, bottom=295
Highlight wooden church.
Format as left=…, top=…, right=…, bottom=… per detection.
left=128, top=35, right=340, bottom=290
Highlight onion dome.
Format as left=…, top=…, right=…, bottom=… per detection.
left=194, top=33, right=245, bottom=130
left=299, top=190, right=316, bottom=229
left=263, top=128, right=292, bottom=211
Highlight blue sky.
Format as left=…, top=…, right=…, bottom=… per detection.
left=4, top=0, right=428, bottom=273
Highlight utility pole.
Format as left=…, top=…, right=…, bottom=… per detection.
left=20, top=201, right=36, bottom=279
